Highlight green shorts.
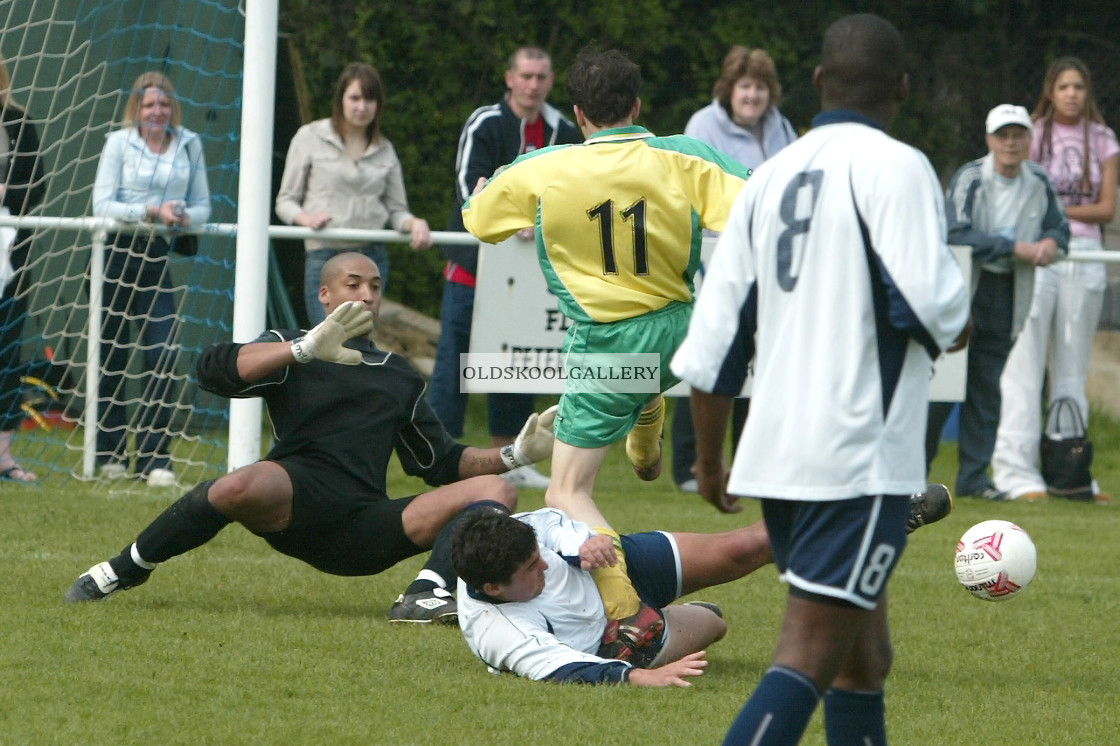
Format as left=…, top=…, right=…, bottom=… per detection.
left=554, top=301, right=690, bottom=448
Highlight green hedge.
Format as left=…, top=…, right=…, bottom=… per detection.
left=278, top=0, right=1120, bottom=318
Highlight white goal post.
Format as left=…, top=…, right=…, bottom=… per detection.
left=229, top=0, right=276, bottom=472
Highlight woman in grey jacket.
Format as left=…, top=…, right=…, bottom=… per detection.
left=672, top=46, right=797, bottom=493
left=683, top=46, right=797, bottom=170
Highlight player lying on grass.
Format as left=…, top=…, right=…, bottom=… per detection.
left=64, top=252, right=556, bottom=624
left=461, top=45, right=753, bottom=661
left=449, top=486, right=951, bottom=686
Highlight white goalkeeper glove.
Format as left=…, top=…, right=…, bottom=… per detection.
left=290, top=301, right=374, bottom=366
left=501, top=405, right=558, bottom=470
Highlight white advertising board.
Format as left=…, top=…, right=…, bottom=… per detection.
left=466, top=236, right=968, bottom=402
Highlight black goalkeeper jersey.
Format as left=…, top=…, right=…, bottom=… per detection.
left=197, top=330, right=465, bottom=498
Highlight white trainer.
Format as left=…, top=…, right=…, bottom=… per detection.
left=146, top=468, right=177, bottom=488
left=501, top=464, right=551, bottom=489
left=100, top=462, right=128, bottom=480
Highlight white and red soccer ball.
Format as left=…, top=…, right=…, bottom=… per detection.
left=954, top=520, right=1037, bottom=601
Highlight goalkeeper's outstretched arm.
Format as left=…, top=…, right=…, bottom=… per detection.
left=197, top=301, right=376, bottom=395
left=457, top=405, right=558, bottom=478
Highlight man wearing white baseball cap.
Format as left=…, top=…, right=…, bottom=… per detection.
left=985, top=102, right=1033, bottom=133
left=926, top=103, right=1070, bottom=501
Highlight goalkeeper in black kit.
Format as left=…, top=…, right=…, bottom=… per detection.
left=65, top=252, right=557, bottom=623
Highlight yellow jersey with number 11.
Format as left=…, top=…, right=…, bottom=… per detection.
left=462, top=125, right=750, bottom=324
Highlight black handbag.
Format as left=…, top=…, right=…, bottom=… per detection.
left=1040, top=397, right=1094, bottom=501
left=169, top=232, right=198, bottom=256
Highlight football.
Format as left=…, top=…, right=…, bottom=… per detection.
left=954, top=520, right=1037, bottom=601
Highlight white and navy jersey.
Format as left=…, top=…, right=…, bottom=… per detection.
left=457, top=509, right=633, bottom=684
left=672, top=111, right=970, bottom=500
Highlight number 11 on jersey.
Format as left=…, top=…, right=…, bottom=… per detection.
left=588, top=198, right=649, bottom=276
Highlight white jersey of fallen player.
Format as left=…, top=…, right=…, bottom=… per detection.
left=457, top=509, right=615, bottom=681
left=673, top=114, right=970, bottom=500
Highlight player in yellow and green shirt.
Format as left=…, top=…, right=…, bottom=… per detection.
left=462, top=47, right=749, bottom=659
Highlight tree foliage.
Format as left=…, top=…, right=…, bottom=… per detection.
left=277, top=0, right=1120, bottom=317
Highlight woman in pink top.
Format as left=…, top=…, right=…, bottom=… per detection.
left=993, top=57, right=1117, bottom=502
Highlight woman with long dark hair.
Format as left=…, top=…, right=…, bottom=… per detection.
left=993, top=56, right=1117, bottom=502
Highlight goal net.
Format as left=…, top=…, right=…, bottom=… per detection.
left=1, top=1, right=246, bottom=489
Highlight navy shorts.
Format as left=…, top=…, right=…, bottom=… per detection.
left=621, top=530, right=683, bottom=608
left=261, top=454, right=425, bottom=576
left=762, top=495, right=909, bottom=610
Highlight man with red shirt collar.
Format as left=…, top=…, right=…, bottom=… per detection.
left=430, top=46, right=582, bottom=490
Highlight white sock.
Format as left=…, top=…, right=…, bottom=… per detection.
left=415, top=568, right=446, bottom=589
left=130, top=543, right=157, bottom=571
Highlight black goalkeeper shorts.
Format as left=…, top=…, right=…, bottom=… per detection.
left=260, top=454, right=425, bottom=576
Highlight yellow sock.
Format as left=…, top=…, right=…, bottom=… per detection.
left=635, top=396, right=665, bottom=426
left=591, top=527, right=641, bottom=619
left=625, top=396, right=665, bottom=469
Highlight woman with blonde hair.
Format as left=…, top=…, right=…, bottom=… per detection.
left=0, top=55, right=46, bottom=482
left=91, top=70, right=210, bottom=486
left=993, top=56, right=1117, bottom=502
left=276, top=61, right=431, bottom=326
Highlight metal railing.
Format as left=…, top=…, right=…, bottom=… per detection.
left=2, top=212, right=1117, bottom=476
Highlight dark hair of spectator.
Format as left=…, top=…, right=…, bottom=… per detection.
left=1032, top=56, right=1104, bottom=194
left=331, top=62, right=384, bottom=144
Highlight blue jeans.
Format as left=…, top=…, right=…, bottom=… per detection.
left=303, top=245, right=389, bottom=326
left=671, top=396, right=749, bottom=485
left=0, top=252, right=30, bottom=431
left=428, top=279, right=535, bottom=438
left=925, top=270, right=1013, bottom=495
left=98, top=236, right=180, bottom=475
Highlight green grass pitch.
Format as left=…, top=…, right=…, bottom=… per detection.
left=2, top=398, right=1117, bottom=744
